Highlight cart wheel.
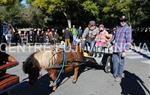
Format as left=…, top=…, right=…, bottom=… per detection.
left=104, top=56, right=111, bottom=73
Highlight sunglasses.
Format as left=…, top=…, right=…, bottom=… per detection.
left=120, top=20, right=126, bottom=22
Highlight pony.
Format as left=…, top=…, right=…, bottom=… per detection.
left=23, top=44, right=84, bottom=91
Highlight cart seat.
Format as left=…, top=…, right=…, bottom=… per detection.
left=0, top=74, right=19, bottom=91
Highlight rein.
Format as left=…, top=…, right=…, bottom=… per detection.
left=53, top=46, right=84, bottom=84
left=49, top=47, right=79, bottom=69
left=54, top=47, right=66, bottom=84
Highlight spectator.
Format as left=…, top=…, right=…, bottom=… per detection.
left=6, top=24, right=14, bottom=46
left=77, top=26, right=83, bottom=39
left=0, top=21, right=7, bottom=51
left=2, top=21, right=8, bottom=36
left=63, top=27, right=72, bottom=47
left=71, top=25, right=78, bottom=45
left=48, top=29, right=54, bottom=44
left=12, top=30, right=21, bottom=46
left=43, top=32, right=49, bottom=43
left=53, top=31, right=59, bottom=43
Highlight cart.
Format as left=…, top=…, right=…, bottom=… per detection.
left=84, top=42, right=113, bottom=73
left=0, top=62, right=19, bottom=95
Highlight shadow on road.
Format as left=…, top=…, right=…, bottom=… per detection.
left=120, top=71, right=150, bottom=95
left=9, top=74, right=53, bottom=95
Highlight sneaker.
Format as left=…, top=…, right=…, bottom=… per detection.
left=115, top=77, right=121, bottom=82
left=118, top=74, right=125, bottom=78
left=122, top=73, right=125, bottom=78
left=98, top=54, right=102, bottom=57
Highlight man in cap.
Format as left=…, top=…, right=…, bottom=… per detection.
left=112, top=16, right=132, bottom=82
left=81, top=20, right=99, bottom=56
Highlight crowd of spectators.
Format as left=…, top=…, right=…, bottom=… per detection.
left=12, top=28, right=60, bottom=45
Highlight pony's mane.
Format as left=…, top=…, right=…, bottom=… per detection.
left=23, top=49, right=57, bottom=74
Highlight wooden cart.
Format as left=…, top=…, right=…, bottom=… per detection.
left=0, top=62, right=19, bottom=95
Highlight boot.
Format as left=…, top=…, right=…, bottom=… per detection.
left=99, top=53, right=102, bottom=57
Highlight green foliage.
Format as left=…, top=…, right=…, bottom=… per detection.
left=27, top=0, right=100, bottom=27
left=0, top=5, right=21, bottom=25
left=0, top=0, right=14, bottom=5
left=0, top=0, right=150, bottom=28
left=81, top=0, right=99, bottom=16
left=103, top=0, right=132, bottom=15
left=0, top=0, right=22, bottom=6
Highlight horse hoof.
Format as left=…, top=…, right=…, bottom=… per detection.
left=72, top=80, right=77, bottom=84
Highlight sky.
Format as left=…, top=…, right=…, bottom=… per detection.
left=21, top=0, right=28, bottom=6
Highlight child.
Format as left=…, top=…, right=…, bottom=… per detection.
left=95, top=24, right=111, bottom=57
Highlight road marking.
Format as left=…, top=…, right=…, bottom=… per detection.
left=141, top=60, right=150, bottom=65
left=127, top=51, right=150, bottom=60
left=126, top=55, right=144, bottom=59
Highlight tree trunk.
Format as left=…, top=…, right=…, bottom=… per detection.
left=63, top=12, right=71, bottom=28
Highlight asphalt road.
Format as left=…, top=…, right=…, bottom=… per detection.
left=3, top=45, right=150, bottom=95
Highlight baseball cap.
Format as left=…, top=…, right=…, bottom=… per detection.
left=120, top=15, right=128, bottom=21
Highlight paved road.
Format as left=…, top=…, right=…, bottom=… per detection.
left=4, top=46, right=150, bottom=95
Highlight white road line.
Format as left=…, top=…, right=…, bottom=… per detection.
left=126, top=55, right=144, bottom=59
left=141, top=60, right=150, bottom=65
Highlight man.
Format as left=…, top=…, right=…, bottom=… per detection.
left=0, top=22, right=18, bottom=77
left=2, top=21, right=8, bottom=36
left=0, top=52, right=18, bottom=77
left=81, top=21, right=99, bottom=56
left=77, top=26, right=82, bottom=39
left=63, top=27, right=72, bottom=47
left=71, top=25, right=78, bottom=45
left=112, top=16, right=132, bottom=82
left=53, top=31, right=59, bottom=43
left=0, top=21, right=7, bottom=51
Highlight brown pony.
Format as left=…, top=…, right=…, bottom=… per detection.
left=23, top=45, right=84, bottom=91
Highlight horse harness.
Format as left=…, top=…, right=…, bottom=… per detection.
left=48, top=47, right=81, bottom=69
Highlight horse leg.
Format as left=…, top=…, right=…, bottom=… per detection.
left=48, top=69, right=58, bottom=91
left=72, top=63, right=79, bottom=84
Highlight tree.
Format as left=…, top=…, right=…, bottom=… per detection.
left=27, top=0, right=99, bottom=28
left=98, top=0, right=150, bottom=27
left=129, top=0, right=150, bottom=27
left=0, top=0, right=22, bottom=6
left=0, top=0, right=22, bottom=26
left=100, top=0, right=132, bottom=27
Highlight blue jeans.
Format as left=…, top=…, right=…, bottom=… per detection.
left=112, top=53, right=125, bottom=78
left=81, top=40, right=95, bottom=53
left=73, top=35, right=77, bottom=45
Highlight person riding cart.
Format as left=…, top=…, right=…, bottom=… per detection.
left=95, top=24, right=112, bottom=57
left=81, top=21, right=99, bottom=56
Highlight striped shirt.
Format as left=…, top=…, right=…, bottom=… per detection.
left=113, top=25, right=132, bottom=52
